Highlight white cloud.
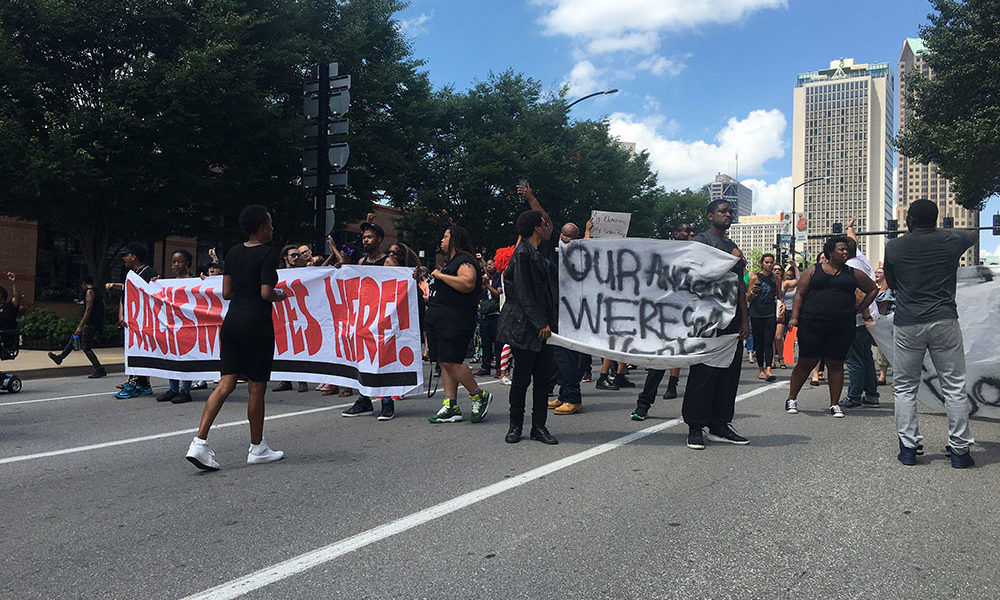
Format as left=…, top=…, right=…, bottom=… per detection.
left=537, top=0, right=787, bottom=37
left=636, top=55, right=688, bottom=76
left=564, top=59, right=604, bottom=96
left=742, top=177, right=792, bottom=217
left=607, top=109, right=787, bottom=190
left=398, top=12, right=433, bottom=37
left=586, top=32, right=660, bottom=54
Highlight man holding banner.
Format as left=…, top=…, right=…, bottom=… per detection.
left=683, top=200, right=751, bottom=450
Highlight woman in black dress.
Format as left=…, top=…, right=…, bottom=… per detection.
left=186, top=204, right=289, bottom=471
left=784, top=236, right=877, bottom=418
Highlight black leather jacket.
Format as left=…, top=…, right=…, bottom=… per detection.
left=498, top=240, right=556, bottom=352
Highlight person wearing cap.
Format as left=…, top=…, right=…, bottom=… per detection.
left=106, top=242, right=158, bottom=399
left=341, top=219, right=402, bottom=419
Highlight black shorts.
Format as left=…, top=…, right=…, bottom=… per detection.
left=426, top=325, right=474, bottom=364
left=796, top=319, right=855, bottom=361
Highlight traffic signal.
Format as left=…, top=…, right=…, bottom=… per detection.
left=303, top=62, right=351, bottom=191
left=993, top=214, right=1000, bottom=236
left=942, top=216, right=954, bottom=229
left=887, top=219, right=899, bottom=239
left=831, top=222, right=843, bottom=234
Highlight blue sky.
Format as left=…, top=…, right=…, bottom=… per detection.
left=396, top=0, right=998, bottom=256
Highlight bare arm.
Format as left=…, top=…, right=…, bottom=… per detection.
left=260, top=284, right=286, bottom=303
left=584, top=219, right=593, bottom=239
left=855, top=271, right=878, bottom=319
left=517, top=183, right=553, bottom=233
left=431, top=262, right=477, bottom=294
left=76, top=289, right=94, bottom=334
left=845, top=215, right=858, bottom=242
left=5, top=273, right=19, bottom=307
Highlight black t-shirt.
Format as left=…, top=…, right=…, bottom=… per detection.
left=83, top=286, right=105, bottom=328
left=224, top=243, right=280, bottom=318
left=0, top=300, right=17, bottom=332
left=427, top=254, right=482, bottom=334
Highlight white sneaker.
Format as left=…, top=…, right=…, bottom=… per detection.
left=830, top=405, right=845, bottom=418
left=247, top=439, right=285, bottom=464
left=499, top=375, right=512, bottom=386
left=785, top=399, right=799, bottom=414
left=186, top=437, right=220, bottom=471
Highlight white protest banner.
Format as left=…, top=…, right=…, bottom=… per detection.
left=123, top=266, right=422, bottom=397
left=589, top=210, right=631, bottom=238
left=868, top=265, right=1000, bottom=420
left=549, top=238, right=742, bottom=368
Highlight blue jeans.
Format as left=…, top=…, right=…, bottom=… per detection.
left=552, top=345, right=582, bottom=405
left=845, top=326, right=878, bottom=401
left=169, top=379, right=192, bottom=392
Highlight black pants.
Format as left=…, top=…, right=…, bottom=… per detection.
left=750, top=316, right=776, bottom=368
left=682, top=340, right=743, bottom=428
left=479, top=314, right=500, bottom=371
left=509, top=345, right=554, bottom=429
left=58, top=325, right=103, bottom=369
left=636, top=368, right=666, bottom=411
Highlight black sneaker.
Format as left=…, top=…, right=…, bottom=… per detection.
left=171, top=390, right=193, bottom=404
left=705, top=424, right=750, bottom=445
left=595, top=376, right=619, bottom=391
left=945, top=446, right=974, bottom=469
left=662, top=378, right=678, bottom=399
left=88, top=368, right=108, bottom=379
left=342, top=398, right=375, bottom=417
left=156, top=390, right=178, bottom=403
left=686, top=426, right=705, bottom=450
left=613, top=375, right=635, bottom=388
left=377, top=397, right=395, bottom=421
left=630, top=406, right=648, bottom=421
left=48, top=352, right=63, bottom=365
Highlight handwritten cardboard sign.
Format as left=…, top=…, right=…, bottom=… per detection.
left=589, top=210, right=632, bottom=238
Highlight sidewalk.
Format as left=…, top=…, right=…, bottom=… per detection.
left=7, top=348, right=125, bottom=381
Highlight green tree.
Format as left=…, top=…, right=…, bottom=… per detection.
left=896, top=0, right=1000, bottom=210
left=0, top=0, right=432, bottom=281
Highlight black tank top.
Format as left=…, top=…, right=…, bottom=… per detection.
left=360, top=253, right=389, bottom=266
left=748, top=272, right=776, bottom=318
left=801, top=264, right=857, bottom=323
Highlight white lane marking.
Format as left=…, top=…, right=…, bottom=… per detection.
left=0, top=404, right=354, bottom=465
left=182, top=381, right=789, bottom=600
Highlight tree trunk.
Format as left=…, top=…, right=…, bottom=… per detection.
left=76, top=222, right=113, bottom=288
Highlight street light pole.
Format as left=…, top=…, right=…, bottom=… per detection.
left=789, top=176, right=829, bottom=259
left=566, top=88, right=619, bottom=108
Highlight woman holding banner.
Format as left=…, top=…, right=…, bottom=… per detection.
left=784, top=236, right=877, bottom=418
left=185, top=204, right=289, bottom=471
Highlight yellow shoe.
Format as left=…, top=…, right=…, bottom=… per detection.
left=547, top=399, right=563, bottom=409
left=554, top=402, right=581, bottom=415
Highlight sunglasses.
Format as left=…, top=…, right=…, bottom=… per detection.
left=389, top=249, right=402, bottom=256
left=289, top=253, right=300, bottom=258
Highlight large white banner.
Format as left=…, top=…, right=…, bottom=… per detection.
left=550, top=238, right=742, bottom=368
left=868, top=265, right=1000, bottom=420
left=123, top=266, right=423, bottom=397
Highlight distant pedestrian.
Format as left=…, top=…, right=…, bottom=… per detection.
left=48, top=275, right=107, bottom=379
left=774, top=253, right=800, bottom=369
left=475, top=259, right=502, bottom=377
left=783, top=236, right=877, bottom=418
left=157, top=250, right=197, bottom=403
left=884, top=198, right=977, bottom=468
left=185, top=204, right=289, bottom=471
left=840, top=216, right=881, bottom=410
left=747, top=253, right=779, bottom=381
left=109, top=243, right=158, bottom=398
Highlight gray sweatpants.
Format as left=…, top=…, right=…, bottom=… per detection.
left=893, top=318, right=973, bottom=452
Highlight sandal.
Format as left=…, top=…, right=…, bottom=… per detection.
left=338, top=389, right=354, bottom=398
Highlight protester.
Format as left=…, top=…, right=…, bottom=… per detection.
left=747, top=253, right=779, bottom=381
left=185, top=204, right=288, bottom=471
left=774, top=254, right=800, bottom=369
left=840, top=217, right=881, bottom=409
left=108, top=243, right=158, bottom=398
left=46, top=275, right=107, bottom=379
left=631, top=222, right=694, bottom=421
left=549, top=221, right=586, bottom=416
left=280, top=244, right=300, bottom=269
left=475, top=258, right=502, bottom=378
left=884, top=198, right=977, bottom=468
left=682, top=200, right=751, bottom=450
left=150, top=250, right=198, bottom=402
left=338, top=221, right=404, bottom=417
left=424, top=225, right=493, bottom=424
left=297, top=243, right=321, bottom=266
left=273, top=245, right=311, bottom=394
left=784, top=236, right=877, bottom=418
left=872, top=266, right=893, bottom=385
left=0, top=272, right=20, bottom=335
left=498, top=209, right=558, bottom=444
left=584, top=218, right=635, bottom=391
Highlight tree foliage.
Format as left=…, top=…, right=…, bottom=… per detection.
left=896, top=0, right=1000, bottom=210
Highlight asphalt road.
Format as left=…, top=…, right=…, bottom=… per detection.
left=2, top=363, right=999, bottom=600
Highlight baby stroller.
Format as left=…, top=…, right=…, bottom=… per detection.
left=0, top=329, right=22, bottom=393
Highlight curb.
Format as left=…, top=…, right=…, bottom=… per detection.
left=15, top=363, right=126, bottom=382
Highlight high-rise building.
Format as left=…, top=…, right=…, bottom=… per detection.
left=702, top=173, right=752, bottom=221
left=792, top=58, right=895, bottom=266
left=898, top=37, right=978, bottom=266
left=728, top=214, right=783, bottom=256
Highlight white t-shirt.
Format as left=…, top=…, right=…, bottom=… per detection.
left=846, top=249, right=876, bottom=326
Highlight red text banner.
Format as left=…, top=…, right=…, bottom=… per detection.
left=124, top=266, right=423, bottom=397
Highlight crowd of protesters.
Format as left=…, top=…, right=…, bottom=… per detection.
left=0, top=190, right=980, bottom=472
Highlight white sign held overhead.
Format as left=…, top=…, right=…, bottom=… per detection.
left=589, top=210, right=631, bottom=238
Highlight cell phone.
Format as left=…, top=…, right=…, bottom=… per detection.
left=518, top=178, right=528, bottom=188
